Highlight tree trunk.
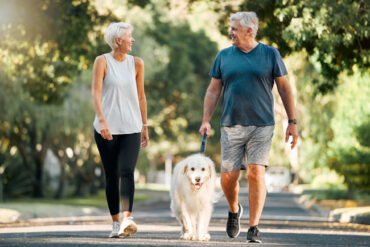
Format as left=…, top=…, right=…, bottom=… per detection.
left=55, top=161, right=67, bottom=199
left=33, top=157, right=44, bottom=198
left=32, top=125, right=49, bottom=198
left=0, top=174, right=3, bottom=201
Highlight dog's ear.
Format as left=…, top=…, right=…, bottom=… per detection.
left=183, top=164, right=188, bottom=174
left=208, top=159, right=215, bottom=179
left=208, top=164, right=213, bottom=179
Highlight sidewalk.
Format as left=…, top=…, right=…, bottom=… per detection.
left=1, top=189, right=369, bottom=247
left=0, top=189, right=170, bottom=226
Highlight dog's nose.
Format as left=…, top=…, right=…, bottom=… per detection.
left=195, top=177, right=201, bottom=183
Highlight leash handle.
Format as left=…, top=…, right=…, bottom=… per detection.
left=200, top=133, right=207, bottom=153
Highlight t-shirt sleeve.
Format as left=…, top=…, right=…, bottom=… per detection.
left=209, top=52, right=222, bottom=79
left=272, top=48, right=288, bottom=77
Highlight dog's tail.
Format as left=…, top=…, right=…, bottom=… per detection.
left=212, top=191, right=224, bottom=203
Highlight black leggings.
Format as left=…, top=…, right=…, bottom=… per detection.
left=94, top=130, right=141, bottom=215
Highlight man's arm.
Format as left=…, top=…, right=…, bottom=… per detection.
left=199, top=77, right=223, bottom=137
left=275, top=76, right=298, bottom=149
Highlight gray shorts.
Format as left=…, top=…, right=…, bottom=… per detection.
left=220, top=125, right=274, bottom=172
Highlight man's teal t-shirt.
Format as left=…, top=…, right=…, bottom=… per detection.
left=209, top=43, right=287, bottom=127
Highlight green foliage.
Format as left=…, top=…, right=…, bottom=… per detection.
left=0, top=0, right=113, bottom=197
left=146, top=12, right=219, bottom=140
left=329, top=120, right=370, bottom=190
left=302, top=189, right=370, bottom=201
left=355, top=119, right=370, bottom=148
left=329, top=149, right=370, bottom=190
left=0, top=0, right=112, bottom=103
left=205, top=0, right=369, bottom=93
left=124, top=4, right=221, bottom=163
left=327, top=73, right=370, bottom=190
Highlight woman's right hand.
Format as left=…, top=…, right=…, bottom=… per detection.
left=100, top=121, right=113, bottom=140
left=141, top=126, right=149, bottom=148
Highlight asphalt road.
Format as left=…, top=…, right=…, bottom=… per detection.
left=1, top=188, right=369, bottom=247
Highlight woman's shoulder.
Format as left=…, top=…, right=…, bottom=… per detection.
left=133, top=56, right=144, bottom=69
left=95, top=54, right=108, bottom=64
left=133, top=56, right=144, bottom=65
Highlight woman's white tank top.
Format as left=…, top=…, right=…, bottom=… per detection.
left=93, top=53, right=142, bottom=134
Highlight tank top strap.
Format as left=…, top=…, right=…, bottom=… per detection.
left=126, top=55, right=136, bottom=77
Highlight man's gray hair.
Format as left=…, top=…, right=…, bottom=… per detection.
left=105, top=22, right=133, bottom=50
left=230, top=12, right=259, bottom=38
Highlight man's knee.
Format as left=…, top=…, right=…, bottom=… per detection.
left=221, top=170, right=240, bottom=186
left=247, top=164, right=265, bottom=182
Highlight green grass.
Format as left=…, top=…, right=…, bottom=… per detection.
left=4, top=189, right=151, bottom=208
left=135, top=183, right=170, bottom=191
left=302, top=189, right=370, bottom=202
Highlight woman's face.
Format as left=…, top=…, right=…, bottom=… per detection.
left=117, top=29, right=135, bottom=52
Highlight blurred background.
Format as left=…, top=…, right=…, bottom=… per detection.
left=0, top=0, right=368, bottom=209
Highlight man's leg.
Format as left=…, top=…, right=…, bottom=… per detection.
left=245, top=125, right=273, bottom=243
left=222, top=170, right=243, bottom=238
left=247, top=164, right=266, bottom=226
left=220, top=126, right=246, bottom=238
left=221, top=170, right=240, bottom=213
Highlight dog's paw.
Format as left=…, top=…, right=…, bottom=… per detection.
left=198, top=233, right=210, bottom=241
left=181, top=232, right=193, bottom=240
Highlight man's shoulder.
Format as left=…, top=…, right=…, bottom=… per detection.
left=218, top=46, right=236, bottom=56
left=259, top=43, right=280, bottom=55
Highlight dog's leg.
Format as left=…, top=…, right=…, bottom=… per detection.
left=179, top=207, right=193, bottom=240
left=178, top=210, right=189, bottom=238
left=190, top=214, right=199, bottom=240
left=197, top=204, right=212, bottom=241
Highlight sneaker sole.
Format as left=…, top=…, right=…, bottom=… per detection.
left=119, top=224, right=138, bottom=237
left=227, top=203, right=243, bottom=238
left=247, top=240, right=262, bottom=243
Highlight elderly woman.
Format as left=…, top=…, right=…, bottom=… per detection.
left=92, top=22, right=149, bottom=238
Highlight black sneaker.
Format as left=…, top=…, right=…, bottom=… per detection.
left=226, top=203, right=243, bottom=238
left=247, top=225, right=262, bottom=243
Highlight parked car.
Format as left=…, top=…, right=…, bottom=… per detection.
left=265, top=166, right=291, bottom=192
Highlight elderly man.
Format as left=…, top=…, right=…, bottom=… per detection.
left=199, top=11, right=298, bottom=243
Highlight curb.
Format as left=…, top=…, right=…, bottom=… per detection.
left=0, top=209, right=21, bottom=224
left=298, top=194, right=370, bottom=225
left=296, top=194, right=331, bottom=218
left=329, top=207, right=370, bottom=225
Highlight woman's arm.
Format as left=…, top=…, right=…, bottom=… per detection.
left=134, top=56, right=149, bottom=147
left=91, top=55, right=112, bottom=140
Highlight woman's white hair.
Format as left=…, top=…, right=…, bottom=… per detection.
left=105, top=22, right=133, bottom=50
left=230, top=12, right=259, bottom=38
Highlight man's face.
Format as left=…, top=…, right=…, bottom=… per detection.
left=229, top=20, right=249, bottom=47
left=116, top=29, right=135, bottom=52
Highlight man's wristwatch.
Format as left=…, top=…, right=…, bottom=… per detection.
left=288, top=119, right=297, bottom=124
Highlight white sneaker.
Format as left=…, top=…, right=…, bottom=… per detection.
left=108, top=221, right=121, bottom=238
left=119, top=216, right=138, bottom=237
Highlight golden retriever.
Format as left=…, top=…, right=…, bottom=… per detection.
left=170, top=153, right=216, bottom=241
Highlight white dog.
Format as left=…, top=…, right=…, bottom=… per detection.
left=170, top=153, right=216, bottom=241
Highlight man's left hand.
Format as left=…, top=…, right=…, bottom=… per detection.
left=285, top=124, right=298, bottom=149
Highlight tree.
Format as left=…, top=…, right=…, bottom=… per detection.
left=0, top=0, right=112, bottom=197
left=191, top=0, right=369, bottom=94
left=136, top=8, right=221, bottom=170
left=327, top=73, right=370, bottom=190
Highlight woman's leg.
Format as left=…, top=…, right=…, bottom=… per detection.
left=117, top=133, right=141, bottom=217
left=94, top=130, right=120, bottom=221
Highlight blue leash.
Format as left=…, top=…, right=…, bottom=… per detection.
left=200, top=133, right=207, bottom=153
